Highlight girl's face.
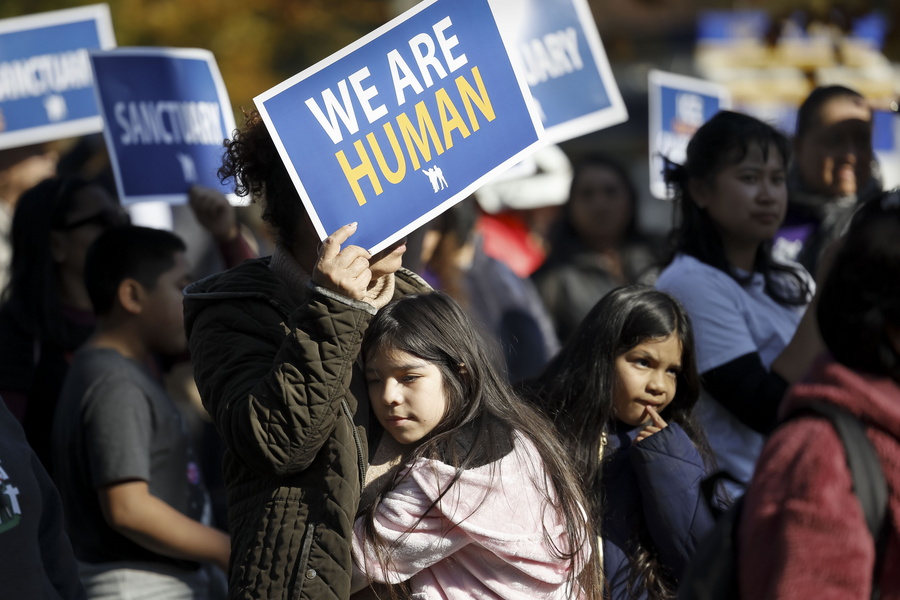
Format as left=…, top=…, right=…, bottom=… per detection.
left=797, top=97, right=873, bottom=198
left=693, top=143, right=787, bottom=253
left=569, top=164, right=633, bottom=245
left=365, top=348, right=449, bottom=445
left=613, top=334, right=682, bottom=427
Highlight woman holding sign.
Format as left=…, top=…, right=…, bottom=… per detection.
left=183, top=109, right=428, bottom=600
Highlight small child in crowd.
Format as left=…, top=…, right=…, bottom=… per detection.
left=52, top=225, right=229, bottom=599
left=527, top=285, right=714, bottom=600
left=351, top=291, right=603, bottom=599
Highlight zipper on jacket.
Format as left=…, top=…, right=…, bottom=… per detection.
left=293, top=520, right=317, bottom=600
left=341, top=399, right=366, bottom=489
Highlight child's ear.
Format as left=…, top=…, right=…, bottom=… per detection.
left=117, top=278, right=145, bottom=315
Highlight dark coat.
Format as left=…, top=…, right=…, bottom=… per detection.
left=183, top=257, right=427, bottom=600
left=601, top=422, right=713, bottom=600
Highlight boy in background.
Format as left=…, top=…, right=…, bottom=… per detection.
left=52, top=225, right=229, bottom=599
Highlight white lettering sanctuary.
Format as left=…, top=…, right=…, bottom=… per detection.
left=0, top=49, right=93, bottom=101
left=114, top=101, right=223, bottom=146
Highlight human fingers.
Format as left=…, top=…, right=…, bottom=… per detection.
left=319, top=222, right=360, bottom=263
left=635, top=425, right=662, bottom=443
left=645, top=405, right=668, bottom=429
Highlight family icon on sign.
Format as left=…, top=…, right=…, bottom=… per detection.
left=422, top=165, right=447, bottom=192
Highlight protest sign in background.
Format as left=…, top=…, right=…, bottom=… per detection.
left=0, top=4, right=115, bottom=150
left=648, top=69, right=730, bottom=199
left=90, top=47, right=237, bottom=205
left=489, top=0, right=627, bottom=145
left=255, top=0, right=542, bottom=253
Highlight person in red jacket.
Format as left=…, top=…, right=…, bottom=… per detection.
left=738, top=189, right=900, bottom=599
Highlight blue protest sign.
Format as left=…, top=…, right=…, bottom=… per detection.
left=648, top=70, right=730, bottom=199
left=489, top=0, right=627, bottom=144
left=0, top=4, right=115, bottom=150
left=255, top=0, right=542, bottom=253
left=90, top=48, right=237, bottom=205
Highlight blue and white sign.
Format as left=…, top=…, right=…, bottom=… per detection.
left=255, top=0, right=542, bottom=253
left=489, top=0, right=627, bottom=144
left=648, top=70, right=730, bottom=199
left=90, top=48, right=237, bottom=205
left=0, top=4, right=115, bottom=150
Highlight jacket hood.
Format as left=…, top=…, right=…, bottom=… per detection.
left=782, top=356, right=900, bottom=441
left=183, top=257, right=291, bottom=341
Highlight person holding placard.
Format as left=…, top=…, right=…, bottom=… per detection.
left=183, top=109, right=428, bottom=600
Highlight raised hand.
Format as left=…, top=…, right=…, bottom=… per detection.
left=635, top=405, right=668, bottom=443
left=312, top=223, right=374, bottom=302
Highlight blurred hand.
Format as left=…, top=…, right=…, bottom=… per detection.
left=312, top=223, right=374, bottom=302
left=189, top=185, right=238, bottom=243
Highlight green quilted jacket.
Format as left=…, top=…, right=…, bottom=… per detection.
left=184, top=257, right=427, bottom=600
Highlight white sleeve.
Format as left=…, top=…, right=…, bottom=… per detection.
left=657, top=264, right=758, bottom=373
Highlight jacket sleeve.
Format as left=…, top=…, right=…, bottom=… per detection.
left=738, top=418, right=876, bottom=600
left=189, top=286, right=373, bottom=477
left=629, top=423, right=714, bottom=579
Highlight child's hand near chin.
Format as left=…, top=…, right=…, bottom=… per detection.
left=635, top=405, right=668, bottom=443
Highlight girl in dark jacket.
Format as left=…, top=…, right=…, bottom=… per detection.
left=527, top=285, right=714, bottom=599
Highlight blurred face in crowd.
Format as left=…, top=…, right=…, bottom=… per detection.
left=140, top=251, right=191, bottom=356
left=569, top=164, right=633, bottom=248
left=51, top=185, right=130, bottom=281
left=796, top=96, right=873, bottom=198
left=613, top=334, right=682, bottom=427
left=692, top=143, right=787, bottom=264
left=366, top=348, right=448, bottom=445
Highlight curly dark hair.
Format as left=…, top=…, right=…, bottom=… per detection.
left=218, top=108, right=307, bottom=248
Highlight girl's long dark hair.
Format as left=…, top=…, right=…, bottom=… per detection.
left=527, top=285, right=710, bottom=600
left=664, top=110, right=810, bottom=306
left=358, top=291, right=603, bottom=599
left=2, top=176, right=93, bottom=347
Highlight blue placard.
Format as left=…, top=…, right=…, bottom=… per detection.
left=91, top=48, right=237, bottom=205
left=490, top=0, right=627, bottom=144
left=0, top=5, right=115, bottom=150
left=255, top=0, right=542, bottom=253
left=648, top=70, right=730, bottom=199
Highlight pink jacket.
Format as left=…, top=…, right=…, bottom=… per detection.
left=739, top=358, right=900, bottom=599
left=352, top=434, right=579, bottom=599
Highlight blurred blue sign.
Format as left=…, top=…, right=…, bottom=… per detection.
left=91, top=48, right=237, bottom=205
left=0, top=4, right=115, bottom=150
left=255, top=0, right=542, bottom=253
left=648, top=70, right=730, bottom=199
left=490, top=0, right=627, bottom=144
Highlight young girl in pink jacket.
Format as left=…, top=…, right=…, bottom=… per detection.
left=350, top=292, right=603, bottom=600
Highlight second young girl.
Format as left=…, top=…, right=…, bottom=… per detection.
left=527, top=285, right=714, bottom=600
left=351, top=291, right=602, bottom=600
